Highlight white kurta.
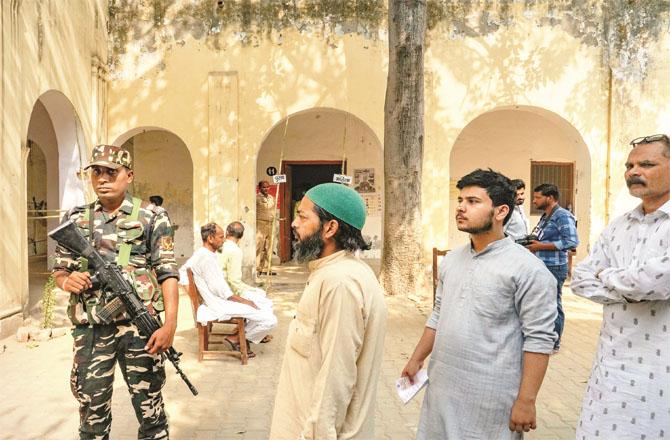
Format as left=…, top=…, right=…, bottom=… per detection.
left=418, top=237, right=557, bottom=440
left=182, top=247, right=277, bottom=344
left=504, top=205, right=530, bottom=241
left=571, top=200, right=670, bottom=439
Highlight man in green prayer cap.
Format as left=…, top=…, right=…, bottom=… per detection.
left=269, top=183, right=388, bottom=440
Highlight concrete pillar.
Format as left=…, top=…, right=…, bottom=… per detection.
left=207, top=71, right=240, bottom=224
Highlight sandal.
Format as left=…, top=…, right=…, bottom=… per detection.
left=260, top=335, right=273, bottom=343
left=232, top=340, right=256, bottom=358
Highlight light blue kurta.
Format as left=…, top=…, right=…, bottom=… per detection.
left=418, top=237, right=557, bottom=440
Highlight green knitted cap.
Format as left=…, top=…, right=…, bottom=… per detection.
left=306, top=183, right=366, bottom=230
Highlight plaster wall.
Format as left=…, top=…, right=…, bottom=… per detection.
left=256, top=108, right=384, bottom=258
left=108, top=9, right=607, bottom=266
left=122, top=130, right=195, bottom=259
left=105, top=1, right=670, bottom=284
left=607, top=31, right=670, bottom=220
left=26, top=100, right=60, bottom=258
left=0, top=0, right=107, bottom=334
left=108, top=30, right=388, bottom=272
left=423, top=14, right=608, bottom=255
left=448, top=108, right=591, bottom=257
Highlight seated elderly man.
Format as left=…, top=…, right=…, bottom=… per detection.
left=220, top=221, right=267, bottom=299
left=182, top=222, right=277, bottom=356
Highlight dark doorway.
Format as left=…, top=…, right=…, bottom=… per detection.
left=279, top=161, right=345, bottom=262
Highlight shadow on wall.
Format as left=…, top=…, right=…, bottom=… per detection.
left=447, top=106, right=591, bottom=260
left=422, top=10, right=606, bottom=253
left=117, top=128, right=195, bottom=259
left=256, top=107, right=384, bottom=262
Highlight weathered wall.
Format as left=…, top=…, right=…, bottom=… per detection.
left=107, top=7, right=388, bottom=273
left=256, top=108, right=384, bottom=258
left=122, top=130, right=195, bottom=259
left=26, top=98, right=63, bottom=261
left=449, top=107, right=591, bottom=256
left=0, top=0, right=108, bottom=336
left=107, top=2, right=603, bottom=264
left=100, top=0, right=670, bottom=289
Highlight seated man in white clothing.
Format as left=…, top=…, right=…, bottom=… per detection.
left=183, top=222, right=277, bottom=356
left=221, top=221, right=267, bottom=298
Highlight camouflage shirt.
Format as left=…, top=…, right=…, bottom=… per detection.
left=53, top=193, right=178, bottom=325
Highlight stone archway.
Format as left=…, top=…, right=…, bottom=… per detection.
left=256, top=107, right=384, bottom=264
left=448, top=106, right=591, bottom=258
left=114, top=128, right=195, bottom=261
left=24, top=90, right=87, bottom=319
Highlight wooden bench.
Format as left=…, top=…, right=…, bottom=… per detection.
left=185, top=268, right=249, bottom=364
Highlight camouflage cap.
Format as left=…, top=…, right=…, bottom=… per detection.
left=84, top=144, right=132, bottom=170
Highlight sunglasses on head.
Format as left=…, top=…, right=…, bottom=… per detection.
left=629, top=134, right=670, bottom=147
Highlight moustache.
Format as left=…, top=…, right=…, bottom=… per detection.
left=626, top=177, right=646, bottom=187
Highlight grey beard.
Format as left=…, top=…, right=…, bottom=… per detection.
left=293, top=230, right=324, bottom=263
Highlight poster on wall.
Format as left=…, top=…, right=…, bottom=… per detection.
left=361, top=194, right=382, bottom=217
left=354, top=168, right=375, bottom=193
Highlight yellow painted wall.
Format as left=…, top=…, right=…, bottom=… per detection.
left=4, top=1, right=670, bottom=332
left=0, top=0, right=108, bottom=336
left=108, top=3, right=613, bottom=270
left=122, top=130, right=195, bottom=259
left=108, top=29, right=388, bottom=272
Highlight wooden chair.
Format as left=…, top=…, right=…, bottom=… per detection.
left=185, top=268, right=249, bottom=364
left=432, top=247, right=449, bottom=305
left=567, top=249, right=577, bottom=279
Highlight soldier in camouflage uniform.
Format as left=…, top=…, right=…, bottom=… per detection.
left=52, top=144, right=179, bottom=440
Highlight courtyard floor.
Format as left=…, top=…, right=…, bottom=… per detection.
left=0, top=263, right=602, bottom=439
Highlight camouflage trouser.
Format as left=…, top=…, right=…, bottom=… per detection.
left=70, top=322, right=168, bottom=440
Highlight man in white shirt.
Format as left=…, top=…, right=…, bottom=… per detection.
left=504, top=178, right=530, bottom=241
left=183, top=222, right=277, bottom=355
left=571, top=133, right=670, bottom=439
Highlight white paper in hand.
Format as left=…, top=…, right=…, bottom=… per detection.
left=396, top=369, right=428, bottom=404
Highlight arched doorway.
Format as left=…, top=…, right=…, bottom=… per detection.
left=448, top=106, right=591, bottom=258
left=115, top=128, right=195, bottom=261
left=25, top=90, right=87, bottom=318
left=256, top=108, right=384, bottom=264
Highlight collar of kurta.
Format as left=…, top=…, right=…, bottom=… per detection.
left=629, top=198, right=670, bottom=221
left=93, top=192, right=134, bottom=215
left=224, top=239, right=240, bottom=250
left=468, top=236, right=513, bottom=257
left=308, top=249, right=349, bottom=272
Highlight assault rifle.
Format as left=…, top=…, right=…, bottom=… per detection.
left=48, top=220, right=198, bottom=396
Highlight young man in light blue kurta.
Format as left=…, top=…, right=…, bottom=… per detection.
left=402, top=169, right=558, bottom=439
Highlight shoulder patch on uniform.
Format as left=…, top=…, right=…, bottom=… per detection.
left=160, top=236, right=174, bottom=251
left=146, top=203, right=166, bottom=215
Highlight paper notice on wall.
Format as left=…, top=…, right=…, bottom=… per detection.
left=272, top=174, right=287, bottom=184
left=333, top=174, right=353, bottom=185
left=395, top=369, right=428, bottom=404
left=361, top=194, right=382, bottom=216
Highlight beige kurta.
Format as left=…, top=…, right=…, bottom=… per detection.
left=220, top=239, right=257, bottom=295
left=270, top=251, right=387, bottom=440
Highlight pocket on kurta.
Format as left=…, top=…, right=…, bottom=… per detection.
left=288, top=313, right=317, bottom=358
left=472, top=282, right=512, bottom=321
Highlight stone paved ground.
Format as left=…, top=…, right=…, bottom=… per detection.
left=0, top=264, right=602, bottom=439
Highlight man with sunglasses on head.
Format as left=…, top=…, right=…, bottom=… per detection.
left=572, top=133, right=670, bottom=439
left=52, top=145, right=179, bottom=439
